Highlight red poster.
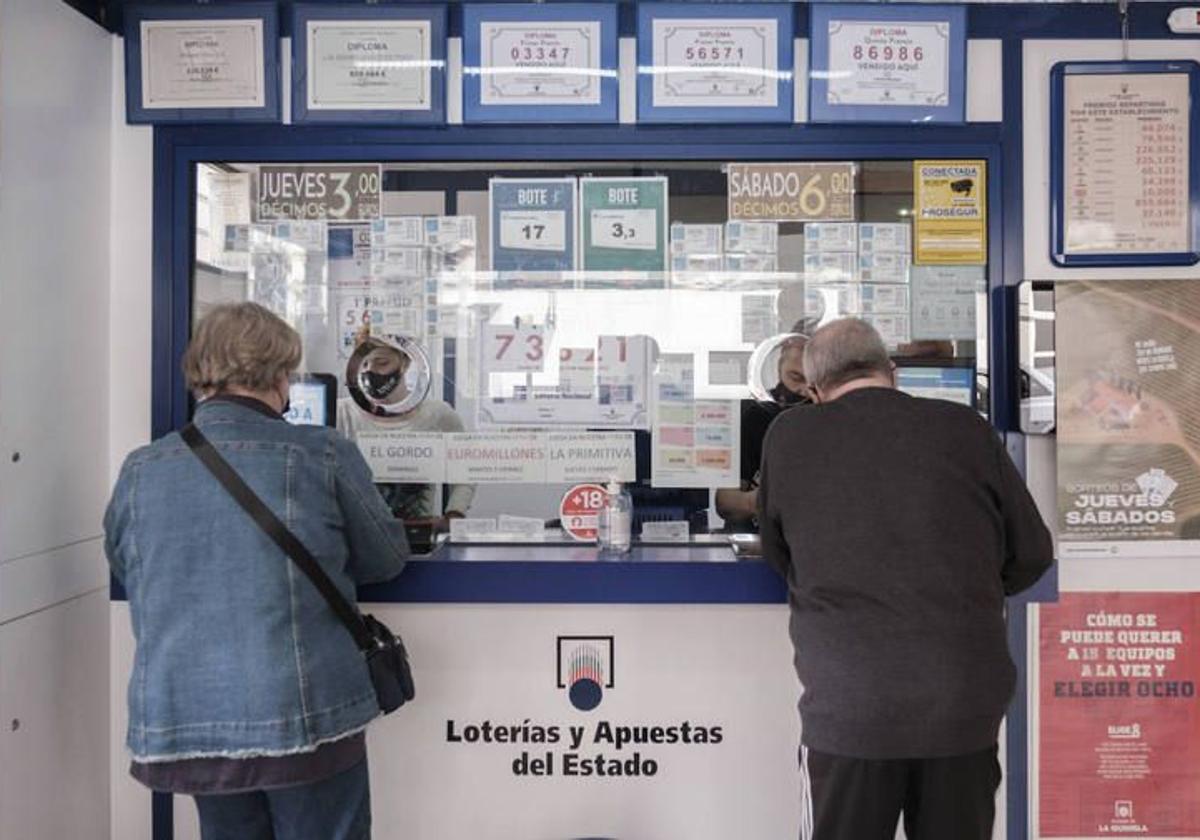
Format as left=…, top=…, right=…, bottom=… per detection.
left=1038, top=593, right=1200, bottom=837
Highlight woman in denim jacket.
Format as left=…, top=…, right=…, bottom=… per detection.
left=105, top=302, right=409, bottom=840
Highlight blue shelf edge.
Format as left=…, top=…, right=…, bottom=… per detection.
left=111, top=559, right=789, bottom=605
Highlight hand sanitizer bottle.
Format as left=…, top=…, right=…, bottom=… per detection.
left=597, top=481, right=633, bottom=554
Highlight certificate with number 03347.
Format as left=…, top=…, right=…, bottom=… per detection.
left=141, top=19, right=266, bottom=108
left=480, top=21, right=602, bottom=105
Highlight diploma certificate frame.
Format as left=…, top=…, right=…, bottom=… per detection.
left=124, top=3, right=280, bottom=124
left=463, top=3, right=618, bottom=123
left=292, top=4, right=447, bottom=125
left=808, top=3, right=965, bottom=125
left=636, top=3, right=794, bottom=124
left=1051, top=60, right=1200, bottom=267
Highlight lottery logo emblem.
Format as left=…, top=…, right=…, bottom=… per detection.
left=556, top=636, right=614, bottom=712
left=1136, top=468, right=1178, bottom=507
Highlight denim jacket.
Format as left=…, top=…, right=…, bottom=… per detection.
left=104, top=397, right=409, bottom=762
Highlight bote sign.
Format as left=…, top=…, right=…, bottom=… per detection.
left=727, top=162, right=857, bottom=222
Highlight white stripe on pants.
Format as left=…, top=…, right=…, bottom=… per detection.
left=799, top=746, right=814, bottom=840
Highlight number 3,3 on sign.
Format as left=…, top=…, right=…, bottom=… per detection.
left=483, top=323, right=548, bottom=373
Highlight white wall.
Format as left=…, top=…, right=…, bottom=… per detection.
left=1021, top=37, right=1200, bottom=593
left=0, top=0, right=112, bottom=616
left=0, top=0, right=114, bottom=836
left=107, top=34, right=156, bottom=840
left=110, top=38, right=155, bottom=479
left=1, top=590, right=111, bottom=839
left=1023, top=39, right=1200, bottom=282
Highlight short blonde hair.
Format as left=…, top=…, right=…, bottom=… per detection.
left=182, top=303, right=302, bottom=396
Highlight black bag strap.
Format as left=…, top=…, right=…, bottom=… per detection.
left=180, top=423, right=376, bottom=652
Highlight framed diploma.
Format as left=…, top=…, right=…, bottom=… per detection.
left=809, top=3, right=966, bottom=124
left=292, top=5, right=446, bottom=125
left=124, top=3, right=279, bottom=123
left=637, top=3, right=794, bottom=123
left=463, top=4, right=618, bottom=123
left=1051, top=61, right=1200, bottom=267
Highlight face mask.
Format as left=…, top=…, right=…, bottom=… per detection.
left=772, top=382, right=811, bottom=407
left=363, top=368, right=401, bottom=399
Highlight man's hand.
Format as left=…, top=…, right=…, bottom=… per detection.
left=406, top=511, right=465, bottom=534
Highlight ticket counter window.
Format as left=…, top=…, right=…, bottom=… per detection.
left=191, top=160, right=989, bottom=544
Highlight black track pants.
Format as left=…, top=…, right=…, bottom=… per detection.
left=798, top=745, right=1002, bottom=840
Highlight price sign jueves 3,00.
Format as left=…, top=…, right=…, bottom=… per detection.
left=726, top=162, right=858, bottom=223
left=255, top=164, right=382, bottom=222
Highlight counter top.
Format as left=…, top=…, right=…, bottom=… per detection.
left=358, top=542, right=787, bottom=604
left=110, top=543, right=788, bottom=605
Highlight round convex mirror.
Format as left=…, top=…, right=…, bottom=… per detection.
left=345, top=336, right=432, bottom=417
left=747, top=332, right=810, bottom=406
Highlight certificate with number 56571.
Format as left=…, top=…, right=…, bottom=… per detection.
left=636, top=4, right=792, bottom=123
left=651, top=18, right=778, bottom=108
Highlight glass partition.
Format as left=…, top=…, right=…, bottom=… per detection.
left=192, top=159, right=990, bottom=545
left=1019, top=280, right=1056, bottom=435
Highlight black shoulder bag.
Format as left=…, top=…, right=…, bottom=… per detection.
left=180, top=423, right=415, bottom=714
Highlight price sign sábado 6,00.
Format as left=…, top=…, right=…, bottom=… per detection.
left=727, top=162, right=857, bottom=223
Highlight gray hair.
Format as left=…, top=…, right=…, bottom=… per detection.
left=802, top=318, right=892, bottom=393
left=182, top=302, right=302, bottom=397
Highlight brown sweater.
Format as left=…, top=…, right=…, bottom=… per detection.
left=759, top=387, right=1053, bottom=759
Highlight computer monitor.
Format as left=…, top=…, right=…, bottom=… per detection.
left=284, top=373, right=337, bottom=427
left=895, top=364, right=976, bottom=408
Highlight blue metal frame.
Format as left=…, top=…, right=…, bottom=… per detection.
left=636, top=2, right=794, bottom=124
left=124, top=2, right=281, bottom=124
left=291, top=4, right=447, bottom=126
left=152, top=121, right=1008, bottom=440
left=93, top=1, right=1195, bottom=40
left=809, top=2, right=967, bottom=125
left=1050, top=59, right=1200, bottom=267
left=114, top=7, right=1200, bottom=840
left=144, top=64, right=1033, bottom=840
left=463, top=3, right=619, bottom=124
